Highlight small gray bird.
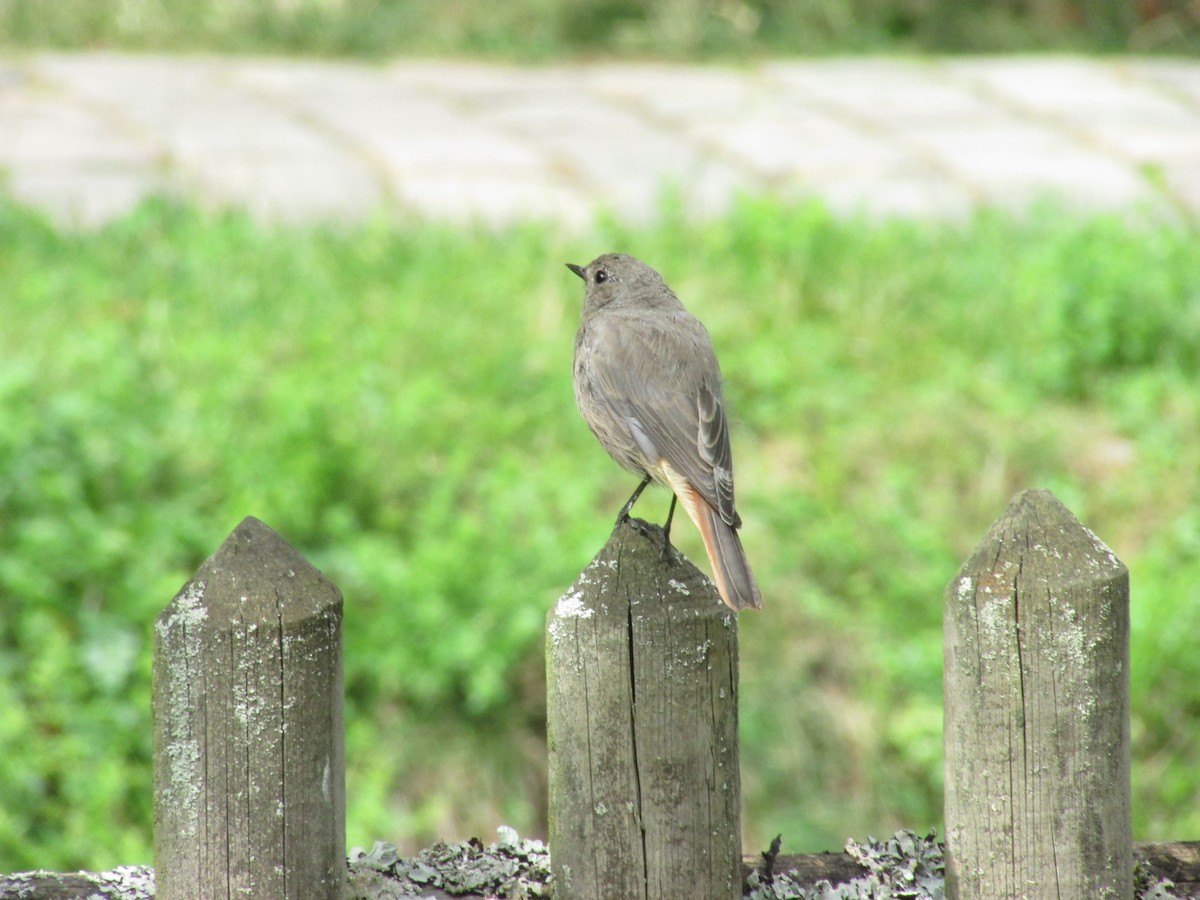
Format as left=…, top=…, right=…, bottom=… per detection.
left=567, top=253, right=763, bottom=611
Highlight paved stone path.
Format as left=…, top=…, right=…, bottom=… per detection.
left=2, top=52, right=1199, bottom=226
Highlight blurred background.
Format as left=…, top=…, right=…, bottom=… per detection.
left=2, top=0, right=1199, bottom=875
left=2, top=0, right=1199, bottom=56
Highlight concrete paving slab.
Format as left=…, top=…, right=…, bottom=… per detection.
left=929, top=125, right=1156, bottom=210
left=1131, top=59, right=1200, bottom=108
left=613, top=64, right=977, bottom=219
left=395, top=171, right=589, bottom=228
left=700, top=105, right=914, bottom=180
left=766, top=58, right=984, bottom=120
left=585, top=62, right=766, bottom=117
left=0, top=66, right=170, bottom=224
left=31, top=53, right=383, bottom=221
left=1161, top=161, right=1200, bottom=211
left=6, top=168, right=167, bottom=227
left=781, top=57, right=1178, bottom=214
left=0, top=52, right=1197, bottom=226
left=594, top=65, right=917, bottom=185
left=233, top=59, right=587, bottom=223
left=476, top=83, right=750, bottom=222
left=946, top=57, right=1200, bottom=167
left=236, top=60, right=548, bottom=170
left=796, top=167, right=977, bottom=220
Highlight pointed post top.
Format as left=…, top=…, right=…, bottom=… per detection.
left=158, top=516, right=342, bottom=630
left=943, top=492, right=1133, bottom=898
left=152, top=515, right=346, bottom=898
left=954, top=488, right=1126, bottom=592
left=553, top=517, right=727, bottom=626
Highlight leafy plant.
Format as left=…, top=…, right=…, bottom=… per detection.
left=1, top=194, right=1197, bottom=870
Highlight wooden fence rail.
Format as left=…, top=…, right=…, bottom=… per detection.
left=7, top=490, right=1197, bottom=899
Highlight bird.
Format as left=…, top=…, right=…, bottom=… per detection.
left=567, top=253, right=763, bottom=611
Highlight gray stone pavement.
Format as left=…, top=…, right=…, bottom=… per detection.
left=1, top=52, right=1199, bottom=227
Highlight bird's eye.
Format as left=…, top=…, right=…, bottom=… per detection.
left=594, top=270, right=608, bottom=284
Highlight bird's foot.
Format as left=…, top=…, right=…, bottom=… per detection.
left=658, top=535, right=675, bottom=563
left=659, top=494, right=678, bottom=562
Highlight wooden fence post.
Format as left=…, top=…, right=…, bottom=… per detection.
left=153, top=516, right=346, bottom=900
left=546, top=517, right=742, bottom=900
left=944, top=489, right=1132, bottom=899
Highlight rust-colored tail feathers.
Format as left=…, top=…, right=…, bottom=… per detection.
left=662, top=490, right=756, bottom=614
left=694, top=497, right=763, bottom=610
left=660, top=462, right=762, bottom=611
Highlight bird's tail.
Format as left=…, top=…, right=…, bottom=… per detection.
left=692, top=494, right=764, bottom=612
left=658, top=460, right=763, bottom=611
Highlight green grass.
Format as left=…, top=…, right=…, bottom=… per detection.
left=1, top=0, right=1197, bottom=59
left=1, top=194, right=1198, bottom=872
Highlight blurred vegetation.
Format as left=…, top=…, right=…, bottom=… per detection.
left=1, top=0, right=1198, bottom=58
left=1, top=194, right=1199, bottom=872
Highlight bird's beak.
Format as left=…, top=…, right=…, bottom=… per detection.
left=566, top=263, right=586, bottom=281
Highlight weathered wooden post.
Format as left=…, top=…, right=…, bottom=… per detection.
left=944, top=489, right=1132, bottom=899
left=153, top=516, right=346, bottom=899
left=546, top=517, right=742, bottom=900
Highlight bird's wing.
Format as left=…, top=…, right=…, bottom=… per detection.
left=588, top=310, right=740, bottom=527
